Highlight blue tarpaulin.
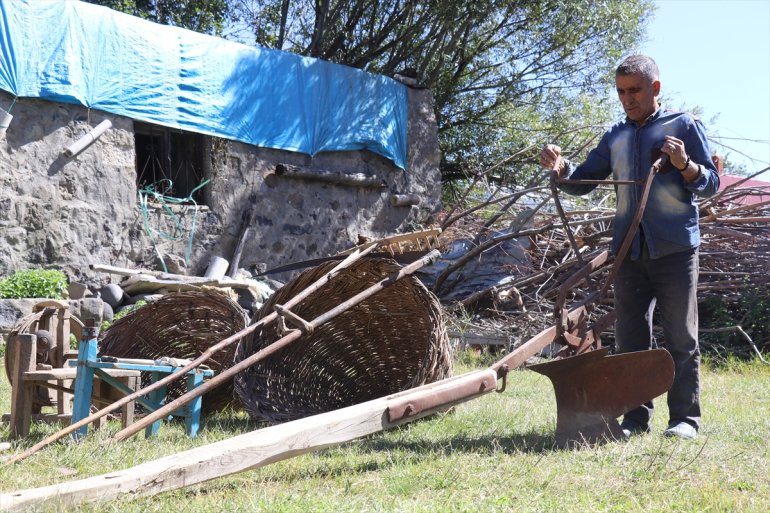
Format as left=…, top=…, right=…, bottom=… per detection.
left=0, top=0, right=408, bottom=168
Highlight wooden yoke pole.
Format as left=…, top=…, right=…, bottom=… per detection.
left=5, top=245, right=378, bottom=465
left=113, top=250, right=441, bottom=441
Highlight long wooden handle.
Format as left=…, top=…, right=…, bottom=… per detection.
left=113, top=250, right=441, bottom=441
left=0, top=368, right=494, bottom=512
left=5, top=245, right=377, bottom=465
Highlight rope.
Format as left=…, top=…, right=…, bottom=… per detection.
left=138, top=178, right=210, bottom=272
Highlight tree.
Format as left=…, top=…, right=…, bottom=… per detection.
left=83, top=0, right=229, bottom=35
left=89, top=0, right=653, bottom=185
left=227, top=0, right=653, bottom=184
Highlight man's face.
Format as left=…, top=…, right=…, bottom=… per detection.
left=615, top=73, right=660, bottom=124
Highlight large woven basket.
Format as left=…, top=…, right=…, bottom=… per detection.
left=234, top=258, right=453, bottom=423
left=99, top=289, right=249, bottom=412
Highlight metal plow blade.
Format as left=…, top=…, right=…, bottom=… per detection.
left=528, top=348, right=674, bottom=447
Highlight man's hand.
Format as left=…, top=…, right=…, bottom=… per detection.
left=540, top=144, right=566, bottom=177
left=661, top=135, right=688, bottom=170
left=662, top=135, right=701, bottom=183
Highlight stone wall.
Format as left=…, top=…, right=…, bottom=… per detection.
left=0, top=86, right=441, bottom=286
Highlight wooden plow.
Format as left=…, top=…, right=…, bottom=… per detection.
left=0, top=306, right=669, bottom=511
left=1, top=164, right=677, bottom=509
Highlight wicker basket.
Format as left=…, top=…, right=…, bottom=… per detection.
left=234, top=258, right=453, bottom=423
left=99, top=289, right=249, bottom=412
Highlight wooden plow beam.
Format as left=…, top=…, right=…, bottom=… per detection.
left=0, top=305, right=585, bottom=511
left=0, top=369, right=496, bottom=511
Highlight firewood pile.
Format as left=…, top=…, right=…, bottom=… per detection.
left=430, top=169, right=770, bottom=360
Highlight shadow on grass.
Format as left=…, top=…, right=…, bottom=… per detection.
left=199, top=414, right=267, bottom=433
left=358, top=430, right=559, bottom=456
left=180, top=430, right=576, bottom=488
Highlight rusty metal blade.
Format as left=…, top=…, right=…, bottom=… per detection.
left=528, top=348, right=674, bottom=447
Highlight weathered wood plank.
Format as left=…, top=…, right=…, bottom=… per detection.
left=274, top=163, right=386, bottom=188
left=0, top=369, right=497, bottom=511
left=9, top=335, right=36, bottom=438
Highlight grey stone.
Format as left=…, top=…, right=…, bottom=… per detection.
left=164, top=253, right=187, bottom=275
left=68, top=298, right=106, bottom=325
left=0, top=87, right=441, bottom=284
left=67, top=281, right=92, bottom=300
left=101, top=301, right=114, bottom=324
left=127, top=293, right=163, bottom=305
left=0, top=298, right=37, bottom=334
left=259, top=278, right=284, bottom=292
left=98, top=284, right=125, bottom=308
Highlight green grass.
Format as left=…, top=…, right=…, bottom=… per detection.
left=1, top=354, right=768, bottom=512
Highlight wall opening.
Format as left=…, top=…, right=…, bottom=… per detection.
left=134, top=121, right=208, bottom=204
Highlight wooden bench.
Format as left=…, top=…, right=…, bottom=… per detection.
left=68, top=321, right=215, bottom=439
left=7, top=333, right=140, bottom=438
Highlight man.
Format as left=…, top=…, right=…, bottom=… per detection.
left=539, top=55, right=720, bottom=440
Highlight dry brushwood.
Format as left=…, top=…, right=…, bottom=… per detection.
left=437, top=163, right=770, bottom=356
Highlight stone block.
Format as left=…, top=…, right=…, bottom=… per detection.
left=98, top=284, right=125, bottom=308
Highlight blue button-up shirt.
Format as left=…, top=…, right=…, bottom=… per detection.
left=559, top=108, right=720, bottom=260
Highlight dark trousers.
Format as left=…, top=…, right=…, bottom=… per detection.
left=614, top=246, right=701, bottom=430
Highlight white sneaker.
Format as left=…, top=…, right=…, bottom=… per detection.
left=664, top=421, right=697, bottom=440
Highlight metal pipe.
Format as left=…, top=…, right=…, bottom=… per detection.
left=63, top=119, right=112, bottom=158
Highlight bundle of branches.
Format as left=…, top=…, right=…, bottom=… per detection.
left=436, top=167, right=770, bottom=360
left=696, top=171, right=770, bottom=359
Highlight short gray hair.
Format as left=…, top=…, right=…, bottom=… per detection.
left=616, top=55, right=659, bottom=82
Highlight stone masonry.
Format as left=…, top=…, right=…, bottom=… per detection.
left=0, top=86, right=441, bottom=287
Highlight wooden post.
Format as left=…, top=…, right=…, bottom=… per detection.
left=56, top=306, right=73, bottom=415
left=70, top=331, right=98, bottom=439
left=389, top=193, right=420, bottom=207
left=229, top=200, right=257, bottom=278
left=145, top=371, right=167, bottom=438
left=184, top=371, right=205, bottom=437
left=9, top=334, right=36, bottom=438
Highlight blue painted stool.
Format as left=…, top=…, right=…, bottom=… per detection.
left=69, top=322, right=214, bottom=439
